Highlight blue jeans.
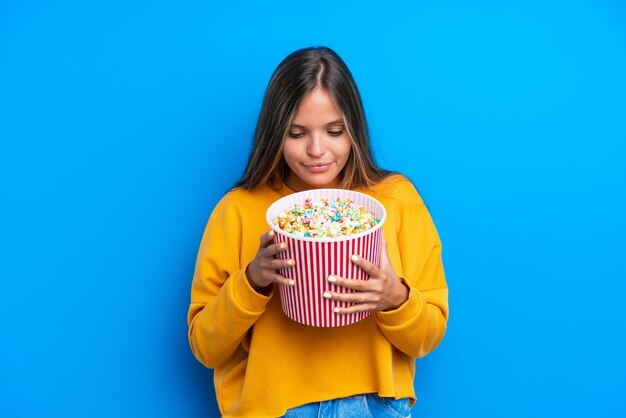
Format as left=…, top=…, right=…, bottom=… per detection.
left=283, top=393, right=412, bottom=418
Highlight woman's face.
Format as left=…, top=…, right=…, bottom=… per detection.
left=282, top=87, right=352, bottom=191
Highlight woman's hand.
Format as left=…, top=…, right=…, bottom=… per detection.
left=323, top=234, right=408, bottom=313
left=246, top=230, right=296, bottom=293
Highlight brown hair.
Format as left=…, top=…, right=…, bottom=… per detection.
left=234, top=46, right=389, bottom=190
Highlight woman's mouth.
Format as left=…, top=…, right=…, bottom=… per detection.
left=303, top=162, right=332, bottom=173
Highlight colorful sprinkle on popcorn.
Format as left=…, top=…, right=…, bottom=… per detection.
left=272, top=197, right=380, bottom=238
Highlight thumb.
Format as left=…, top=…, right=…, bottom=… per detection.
left=379, top=231, right=390, bottom=269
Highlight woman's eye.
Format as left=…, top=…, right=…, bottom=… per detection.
left=288, top=132, right=305, bottom=139
left=328, top=130, right=344, bottom=137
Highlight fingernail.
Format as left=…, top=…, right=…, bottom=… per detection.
left=327, top=275, right=336, bottom=283
left=323, top=292, right=332, bottom=299
left=333, top=307, right=340, bottom=313
left=280, top=243, right=287, bottom=249
left=350, top=254, right=359, bottom=262
left=288, top=280, right=295, bottom=286
left=269, top=230, right=275, bottom=237
left=287, top=259, right=294, bottom=266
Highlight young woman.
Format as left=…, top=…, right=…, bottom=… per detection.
left=187, top=46, right=449, bottom=418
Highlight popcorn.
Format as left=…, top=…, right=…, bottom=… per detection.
left=272, top=197, right=380, bottom=238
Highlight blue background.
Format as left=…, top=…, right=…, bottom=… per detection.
left=1, top=1, right=625, bottom=417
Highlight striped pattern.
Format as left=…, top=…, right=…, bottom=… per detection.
left=274, top=228, right=382, bottom=327
left=267, top=189, right=386, bottom=327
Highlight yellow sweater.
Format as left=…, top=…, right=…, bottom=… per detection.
left=187, top=175, right=449, bottom=417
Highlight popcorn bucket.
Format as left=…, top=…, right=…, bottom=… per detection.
left=266, top=189, right=386, bottom=327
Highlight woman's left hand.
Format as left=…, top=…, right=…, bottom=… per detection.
left=323, top=234, right=409, bottom=314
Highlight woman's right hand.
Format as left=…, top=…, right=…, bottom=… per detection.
left=245, top=230, right=295, bottom=293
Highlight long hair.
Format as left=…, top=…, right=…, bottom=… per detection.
left=234, top=46, right=389, bottom=190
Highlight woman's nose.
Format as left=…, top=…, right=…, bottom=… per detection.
left=307, top=134, right=324, bottom=157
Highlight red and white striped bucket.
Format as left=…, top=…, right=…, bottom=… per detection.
left=266, top=189, right=386, bottom=327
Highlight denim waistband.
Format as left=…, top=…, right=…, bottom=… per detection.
left=282, top=393, right=412, bottom=418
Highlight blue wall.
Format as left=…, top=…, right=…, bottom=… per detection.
left=1, top=1, right=625, bottom=417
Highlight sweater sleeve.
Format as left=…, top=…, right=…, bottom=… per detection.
left=375, top=180, right=449, bottom=358
left=187, top=194, right=272, bottom=369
